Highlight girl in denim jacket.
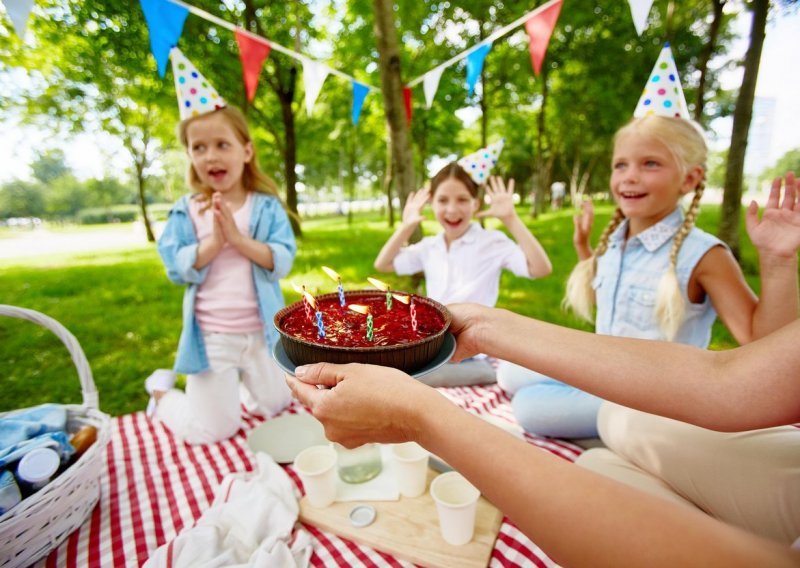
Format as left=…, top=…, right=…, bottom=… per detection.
left=499, top=114, right=800, bottom=543
left=149, top=106, right=296, bottom=445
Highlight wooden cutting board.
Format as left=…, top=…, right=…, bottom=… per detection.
left=299, top=467, right=503, bottom=568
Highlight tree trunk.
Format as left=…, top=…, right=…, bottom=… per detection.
left=280, top=91, right=303, bottom=236
left=693, top=0, right=726, bottom=123
left=373, top=0, right=416, bottom=214
left=531, top=65, right=550, bottom=218
left=718, top=0, right=769, bottom=258
left=134, top=158, right=155, bottom=242
left=383, top=131, right=395, bottom=227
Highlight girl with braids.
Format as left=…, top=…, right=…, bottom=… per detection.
left=498, top=113, right=800, bottom=544
left=149, top=51, right=297, bottom=444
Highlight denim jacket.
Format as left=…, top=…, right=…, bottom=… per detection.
left=593, top=207, right=725, bottom=347
left=157, top=193, right=296, bottom=374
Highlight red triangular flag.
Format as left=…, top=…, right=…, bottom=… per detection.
left=235, top=29, right=271, bottom=102
left=403, top=86, right=413, bottom=126
left=524, top=0, right=562, bottom=76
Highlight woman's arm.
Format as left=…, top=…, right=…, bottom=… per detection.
left=448, top=303, right=800, bottom=431
left=374, top=188, right=430, bottom=273
left=478, top=177, right=552, bottom=278
left=287, top=365, right=799, bottom=568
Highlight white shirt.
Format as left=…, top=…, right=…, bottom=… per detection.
left=393, top=223, right=530, bottom=307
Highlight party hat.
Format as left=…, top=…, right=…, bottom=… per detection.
left=170, top=47, right=226, bottom=121
left=457, top=138, right=505, bottom=184
left=633, top=42, right=689, bottom=119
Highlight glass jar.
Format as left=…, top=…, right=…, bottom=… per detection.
left=334, top=443, right=383, bottom=483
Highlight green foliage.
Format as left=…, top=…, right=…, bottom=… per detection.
left=0, top=206, right=760, bottom=416
left=761, top=147, right=800, bottom=181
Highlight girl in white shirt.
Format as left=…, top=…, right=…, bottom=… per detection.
left=374, top=162, right=552, bottom=386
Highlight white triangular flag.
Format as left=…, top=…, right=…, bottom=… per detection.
left=628, top=0, right=655, bottom=36
left=423, top=67, right=444, bottom=110
left=302, top=58, right=330, bottom=116
left=3, top=0, right=35, bottom=38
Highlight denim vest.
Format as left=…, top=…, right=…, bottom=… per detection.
left=593, top=208, right=724, bottom=347
left=157, top=193, right=297, bottom=374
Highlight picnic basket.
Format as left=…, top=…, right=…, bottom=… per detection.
left=0, top=305, right=111, bottom=568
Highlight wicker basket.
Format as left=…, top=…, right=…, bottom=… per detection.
left=0, top=305, right=110, bottom=568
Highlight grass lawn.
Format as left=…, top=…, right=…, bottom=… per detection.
left=0, top=204, right=760, bottom=416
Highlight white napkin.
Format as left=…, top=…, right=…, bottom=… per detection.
left=335, top=445, right=400, bottom=502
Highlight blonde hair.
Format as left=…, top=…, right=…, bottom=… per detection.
left=177, top=106, right=287, bottom=212
left=562, top=116, right=707, bottom=340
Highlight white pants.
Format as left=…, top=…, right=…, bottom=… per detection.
left=157, top=332, right=291, bottom=445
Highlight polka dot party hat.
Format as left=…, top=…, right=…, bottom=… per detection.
left=170, top=47, right=226, bottom=121
left=457, top=138, right=505, bottom=184
left=634, top=42, right=689, bottom=119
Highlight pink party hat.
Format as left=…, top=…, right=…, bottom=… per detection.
left=170, top=47, right=226, bottom=121
left=457, top=138, right=505, bottom=184
left=634, top=43, right=689, bottom=119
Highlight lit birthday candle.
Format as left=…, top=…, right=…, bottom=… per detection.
left=391, top=293, right=414, bottom=331
left=321, top=266, right=346, bottom=307
left=292, top=283, right=313, bottom=322
left=304, top=291, right=326, bottom=338
left=367, top=277, right=392, bottom=310
left=348, top=304, right=373, bottom=341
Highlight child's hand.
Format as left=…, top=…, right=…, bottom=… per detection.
left=402, top=187, right=430, bottom=226
left=477, top=176, right=516, bottom=221
left=573, top=198, right=594, bottom=246
left=746, top=172, right=800, bottom=259
left=213, top=193, right=243, bottom=246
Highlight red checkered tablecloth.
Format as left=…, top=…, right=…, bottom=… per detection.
left=35, top=385, right=582, bottom=567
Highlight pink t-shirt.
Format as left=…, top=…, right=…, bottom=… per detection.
left=189, top=193, right=262, bottom=333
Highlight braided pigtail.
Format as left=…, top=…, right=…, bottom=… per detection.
left=563, top=207, right=625, bottom=323
left=654, top=180, right=705, bottom=340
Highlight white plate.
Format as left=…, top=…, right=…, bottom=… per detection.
left=246, top=413, right=328, bottom=463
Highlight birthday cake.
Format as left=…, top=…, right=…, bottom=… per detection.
left=274, top=290, right=451, bottom=373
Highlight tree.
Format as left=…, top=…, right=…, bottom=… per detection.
left=0, top=180, right=46, bottom=218
left=718, top=0, right=770, bottom=257
left=30, top=149, right=70, bottom=184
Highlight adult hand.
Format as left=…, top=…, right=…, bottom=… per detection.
left=447, top=303, right=494, bottom=362
left=401, top=187, right=431, bottom=226
left=477, top=177, right=516, bottom=222
left=286, top=363, right=431, bottom=448
left=745, top=171, right=800, bottom=259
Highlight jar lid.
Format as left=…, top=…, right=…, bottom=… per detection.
left=17, top=448, right=60, bottom=483
left=349, top=505, right=377, bottom=528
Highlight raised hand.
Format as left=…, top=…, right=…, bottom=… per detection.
left=572, top=198, right=594, bottom=260
left=401, top=187, right=431, bottom=226
left=745, top=172, right=800, bottom=259
left=477, top=176, right=516, bottom=221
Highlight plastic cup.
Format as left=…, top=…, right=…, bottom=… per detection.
left=391, top=442, right=429, bottom=498
left=430, top=471, right=480, bottom=545
left=17, top=447, right=60, bottom=490
left=293, top=445, right=338, bottom=508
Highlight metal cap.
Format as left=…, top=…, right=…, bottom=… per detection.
left=349, top=504, right=377, bottom=528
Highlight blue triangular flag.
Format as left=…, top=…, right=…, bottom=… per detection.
left=140, top=0, right=189, bottom=77
left=465, top=42, right=492, bottom=96
left=351, top=81, right=370, bottom=126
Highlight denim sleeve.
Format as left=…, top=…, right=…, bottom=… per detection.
left=256, top=202, right=296, bottom=282
left=156, top=208, right=208, bottom=285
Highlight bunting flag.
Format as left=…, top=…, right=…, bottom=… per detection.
left=628, top=0, right=655, bottom=36
left=170, top=47, right=226, bottom=120
left=633, top=43, right=689, bottom=119
left=351, top=81, right=370, bottom=126
left=524, top=0, right=562, bottom=76
left=465, top=42, right=492, bottom=96
left=301, top=58, right=330, bottom=116
left=140, top=0, right=189, bottom=78
left=2, top=0, right=34, bottom=38
left=422, top=67, right=444, bottom=109
left=403, top=87, right=413, bottom=126
left=235, top=29, right=271, bottom=103
left=458, top=139, right=505, bottom=184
